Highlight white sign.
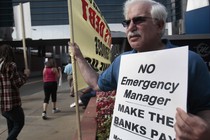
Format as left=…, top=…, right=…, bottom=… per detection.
left=13, top=2, right=32, bottom=40
left=186, top=0, right=209, bottom=11
left=109, top=46, right=188, bottom=140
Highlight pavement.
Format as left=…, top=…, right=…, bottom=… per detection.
left=0, top=79, right=85, bottom=140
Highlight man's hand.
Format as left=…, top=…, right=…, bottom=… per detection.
left=24, top=69, right=30, bottom=77
left=67, top=41, right=100, bottom=91
left=174, top=107, right=210, bottom=140
left=68, top=42, right=84, bottom=60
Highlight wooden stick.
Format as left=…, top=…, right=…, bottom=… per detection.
left=67, top=0, right=82, bottom=139
left=20, top=3, right=28, bottom=70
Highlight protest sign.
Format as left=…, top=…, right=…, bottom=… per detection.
left=68, top=1, right=111, bottom=139
left=109, top=46, right=188, bottom=140
left=69, top=0, right=112, bottom=90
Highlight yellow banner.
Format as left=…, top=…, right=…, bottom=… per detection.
left=70, top=0, right=112, bottom=90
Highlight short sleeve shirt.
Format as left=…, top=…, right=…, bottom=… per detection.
left=64, top=63, right=72, bottom=75
left=98, top=40, right=210, bottom=114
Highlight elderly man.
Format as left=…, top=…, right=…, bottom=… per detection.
left=70, top=0, right=210, bottom=139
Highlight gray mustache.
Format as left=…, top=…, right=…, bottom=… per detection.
left=128, top=30, right=141, bottom=38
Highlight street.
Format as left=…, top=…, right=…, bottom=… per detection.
left=0, top=76, right=84, bottom=140
left=20, top=76, right=43, bottom=96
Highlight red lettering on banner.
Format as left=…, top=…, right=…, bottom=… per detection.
left=89, top=8, right=96, bottom=29
left=95, top=15, right=100, bottom=33
left=99, top=22, right=105, bottom=38
left=105, top=29, right=112, bottom=46
left=81, top=0, right=88, bottom=20
left=81, top=0, right=111, bottom=47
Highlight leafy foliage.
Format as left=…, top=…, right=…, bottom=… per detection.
left=96, top=90, right=116, bottom=140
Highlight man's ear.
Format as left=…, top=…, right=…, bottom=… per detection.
left=156, top=19, right=165, bottom=31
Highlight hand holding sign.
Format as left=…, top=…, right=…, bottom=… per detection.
left=175, top=108, right=210, bottom=140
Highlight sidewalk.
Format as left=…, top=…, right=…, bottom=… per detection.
left=0, top=80, right=84, bottom=140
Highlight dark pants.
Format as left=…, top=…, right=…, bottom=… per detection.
left=43, top=82, right=58, bottom=103
left=2, top=106, right=25, bottom=140
left=80, top=91, right=96, bottom=107
left=67, top=75, right=74, bottom=95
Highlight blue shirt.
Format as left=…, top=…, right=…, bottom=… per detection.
left=98, top=40, right=210, bottom=114
left=64, top=63, right=72, bottom=75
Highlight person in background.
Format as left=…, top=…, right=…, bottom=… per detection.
left=42, top=58, right=61, bottom=120
left=69, top=87, right=96, bottom=109
left=0, top=44, right=30, bottom=140
left=64, top=58, right=74, bottom=97
left=80, top=87, right=96, bottom=109
left=70, top=0, right=210, bottom=139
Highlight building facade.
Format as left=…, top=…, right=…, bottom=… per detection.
left=0, top=0, right=186, bottom=41
left=0, top=0, right=210, bottom=75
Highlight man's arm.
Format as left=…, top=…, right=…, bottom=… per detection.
left=69, top=42, right=100, bottom=91
left=174, top=107, right=210, bottom=140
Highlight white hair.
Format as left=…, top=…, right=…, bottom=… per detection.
left=123, top=0, right=168, bottom=36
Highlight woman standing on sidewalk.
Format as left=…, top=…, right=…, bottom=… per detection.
left=42, top=58, right=61, bottom=120
left=0, top=44, right=30, bottom=140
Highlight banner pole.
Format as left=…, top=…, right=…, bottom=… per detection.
left=67, top=0, right=82, bottom=140
left=20, top=3, right=28, bottom=70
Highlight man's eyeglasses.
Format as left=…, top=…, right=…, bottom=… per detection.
left=122, top=16, right=154, bottom=27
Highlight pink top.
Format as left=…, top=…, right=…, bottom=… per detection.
left=43, top=67, right=57, bottom=82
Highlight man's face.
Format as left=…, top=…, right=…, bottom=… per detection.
left=125, top=3, right=162, bottom=52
